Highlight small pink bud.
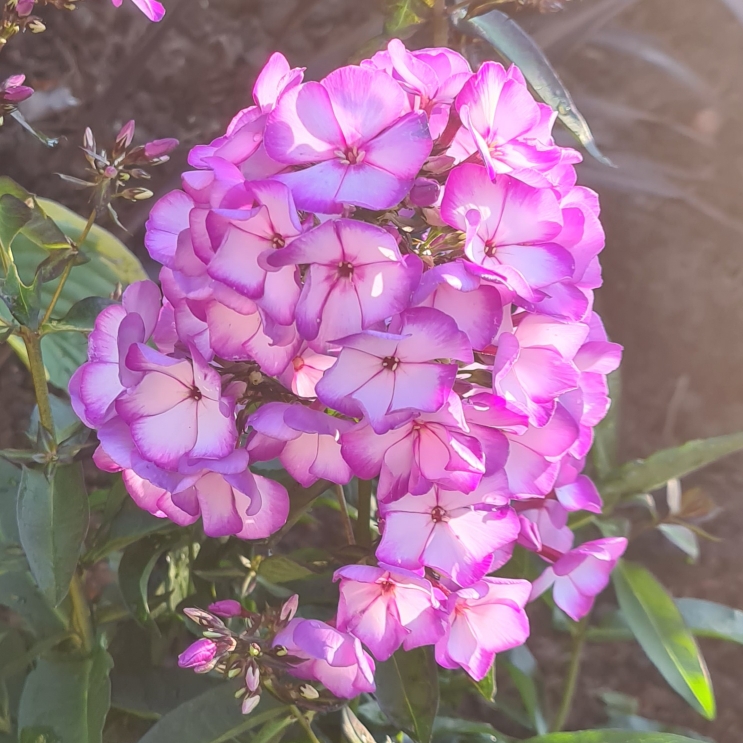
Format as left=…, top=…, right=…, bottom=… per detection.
left=409, top=177, right=440, bottom=207
left=144, top=138, right=178, bottom=159
left=208, top=599, right=243, bottom=618
left=241, top=694, right=261, bottom=715
left=103, top=165, right=118, bottom=179
left=178, top=638, right=217, bottom=673
left=280, top=594, right=299, bottom=622
left=245, top=664, right=260, bottom=692
left=116, top=120, right=135, bottom=148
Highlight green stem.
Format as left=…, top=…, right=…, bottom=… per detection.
left=551, top=615, right=589, bottom=732
left=69, top=572, right=94, bottom=652
left=289, top=705, right=321, bottom=743
left=334, top=484, right=355, bottom=546
left=20, top=327, right=55, bottom=441
left=40, top=261, right=72, bottom=326
left=354, top=479, right=372, bottom=549
left=76, top=209, right=97, bottom=247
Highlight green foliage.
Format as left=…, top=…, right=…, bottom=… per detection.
left=612, top=561, right=715, bottom=719
left=16, top=463, right=89, bottom=607
left=674, top=598, right=743, bottom=645
left=472, top=661, right=496, bottom=702
left=341, top=707, right=376, bottom=743
left=17, top=646, right=112, bottom=743
left=502, top=646, right=547, bottom=736
left=383, top=0, right=433, bottom=36
left=523, top=732, right=702, bottom=743
left=452, top=8, right=611, bottom=166
left=375, top=646, right=439, bottom=743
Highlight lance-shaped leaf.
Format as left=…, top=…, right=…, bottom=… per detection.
left=452, top=8, right=612, bottom=165
left=612, top=560, right=715, bottom=720
left=599, top=431, right=743, bottom=506
left=17, top=646, right=112, bottom=743
left=523, top=731, right=704, bottom=743
left=674, top=598, right=743, bottom=646
left=16, top=463, right=89, bottom=607
left=42, top=296, right=116, bottom=334
left=375, top=646, right=439, bottom=743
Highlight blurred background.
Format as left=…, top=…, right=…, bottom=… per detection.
left=1, top=0, right=742, bottom=738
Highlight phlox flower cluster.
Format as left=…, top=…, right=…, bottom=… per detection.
left=71, top=42, right=627, bottom=701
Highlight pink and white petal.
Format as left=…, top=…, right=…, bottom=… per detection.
left=311, top=434, right=354, bottom=484
left=116, top=371, right=190, bottom=422
left=129, top=400, right=197, bottom=469
left=497, top=243, right=574, bottom=290
left=264, top=81, right=344, bottom=163
left=234, top=475, right=290, bottom=539
left=255, top=266, right=301, bottom=327
left=553, top=578, right=594, bottom=622
left=145, top=190, right=193, bottom=267
left=273, top=160, right=348, bottom=215
left=334, top=163, right=413, bottom=212
left=78, top=362, right=124, bottom=426
left=354, top=260, right=419, bottom=328
left=208, top=225, right=270, bottom=298
left=396, top=307, right=473, bottom=363
left=192, top=473, right=243, bottom=537
left=363, top=111, right=433, bottom=181
left=315, top=348, right=383, bottom=416
left=376, top=511, right=432, bottom=570
left=467, top=601, right=530, bottom=653
left=389, top=362, right=457, bottom=416
left=555, top=475, right=602, bottom=514
left=191, top=397, right=237, bottom=461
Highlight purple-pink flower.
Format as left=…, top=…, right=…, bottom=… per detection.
left=111, top=0, right=165, bottom=22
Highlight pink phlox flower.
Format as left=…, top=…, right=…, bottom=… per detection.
left=121, top=469, right=199, bottom=527
left=264, top=64, right=433, bottom=213
left=434, top=577, right=531, bottom=681
left=115, top=343, right=237, bottom=469
left=553, top=457, right=603, bottom=513
left=334, top=563, right=445, bottom=660
left=247, top=402, right=353, bottom=487
left=69, top=280, right=162, bottom=428
left=412, top=260, right=503, bottom=350
left=376, top=486, right=519, bottom=587
left=277, top=344, right=336, bottom=398
left=517, top=499, right=575, bottom=555
left=272, top=618, right=376, bottom=698
left=441, top=164, right=575, bottom=304
left=341, top=391, right=485, bottom=503
left=316, top=307, right=473, bottom=434
left=491, top=312, right=587, bottom=427
left=178, top=638, right=217, bottom=673
left=206, top=180, right=303, bottom=325
left=449, top=61, right=573, bottom=187
left=363, top=39, right=472, bottom=139
left=530, top=537, right=627, bottom=621
left=110, top=0, right=165, bottom=22
left=187, top=53, right=305, bottom=177
left=268, top=219, right=421, bottom=351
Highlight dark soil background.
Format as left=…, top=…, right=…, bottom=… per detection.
left=1, top=0, right=743, bottom=740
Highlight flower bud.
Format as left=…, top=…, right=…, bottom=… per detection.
left=241, top=694, right=261, bottom=715
left=300, top=684, right=320, bottom=700
left=409, top=177, right=440, bottom=207
left=280, top=594, right=299, bottom=623
left=144, top=137, right=178, bottom=159
left=248, top=642, right=262, bottom=657
left=178, top=638, right=217, bottom=673
left=103, top=165, right=118, bottom=179
left=208, top=599, right=244, bottom=618
left=245, top=663, right=260, bottom=692
left=183, top=607, right=225, bottom=629
left=115, top=119, right=135, bottom=149
left=121, top=187, right=154, bottom=201
left=27, top=18, right=45, bottom=32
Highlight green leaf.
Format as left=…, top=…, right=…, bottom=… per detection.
left=0, top=459, right=21, bottom=548
left=341, top=707, right=376, bottom=743
left=383, top=0, right=432, bottom=36
left=137, top=682, right=283, bottom=743
left=0, top=194, right=32, bottom=253
left=43, top=296, right=116, bottom=334
left=249, top=714, right=296, bottom=743
left=600, top=431, right=743, bottom=505
left=523, top=732, right=703, bottom=743
left=452, top=8, right=612, bottom=165
left=118, top=533, right=180, bottom=627
left=502, top=645, right=547, bottom=735
left=16, top=463, right=89, bottom=606
left=0, top=263, right=41, bottom=329
left=675, top=598, right=743, bottom=645
left=472, top=661, right=496, bottom=702
left=27, top=395, right=83, bottom=447
left=611, top=560, right=715, bottom=719
left=0, top=570, right=69, bottom=638
left=17, top=646, right=112, bottom=743
left=9, top=198, right=146, bottom=388
left=375, top=646, right=439, bottom=743
left=432, top=717, right=505, bottom=742
left=658, top=524, right=699, bottom=561
left=258, top=555, right=314, bottom=584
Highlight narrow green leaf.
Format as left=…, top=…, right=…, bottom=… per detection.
left=137, top=683, right=282, bottom=743
left=524, top=731, right=703, bottom=743
left=658, top=524, right=699, bottom=561
left=118, top=533, right=180, bottom=627
left=249, top=714, right=296, bottom=743
left=674, top=598, right=743, bottom=645
left=0, top=570, right=69, bottom=638
left=472, top=661, right=496, bottom=702
left=452, top=8, right=612, bottom=165
left=0, top=263, right=41, bottom=329
left=600, top=431, right=743, bottom=505
left=612, top=561, right=715, bottom=719
left=17, top=646, right=112, bottom=743
left=43, top=296, right=116, bottom=334
left=0, top=194, right=32, bottom=252
left=375, top=646, right=439, bottom=743
left=0, top=459, right=21, bottom=548
left=27, top=395, right=82, bottom=446
left=258, top=555, right=314, bottom=584
left=16, top=463, right=89, bottom=606
left=502, top=645, right=547, bottom=735
left=341, top=706, right=376, bottom=743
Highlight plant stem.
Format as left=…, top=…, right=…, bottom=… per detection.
left=20, top=326, right=55, bottom=441
left=354, top=479, right=372, bottom=549
left=40, top=261, right=72, bottom=326
left=550, top=615, right=589, bottom=732
left=334, top=484, right=355, bottom=546
left=76, top=209, right=97, bottom=248
left=289, top=705, right=321, bottom=743
left=69, top=572, right=94, bottom=652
